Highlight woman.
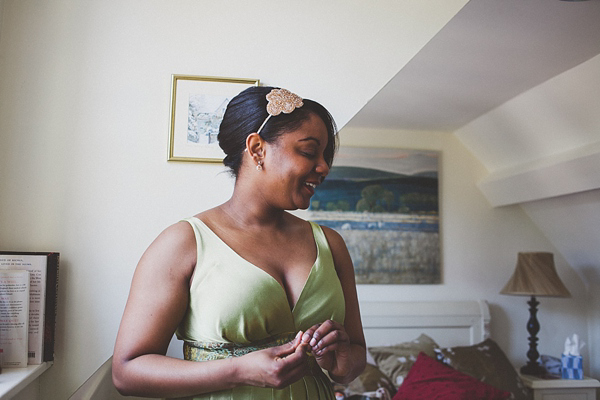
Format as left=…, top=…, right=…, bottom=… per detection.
left=112, top=86, right=366, bottom=399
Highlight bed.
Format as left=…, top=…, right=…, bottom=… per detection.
left=338, top=299, right=530, bottom=400
left=70, top=299, right=530, bottom=400
left=360, top=299, right=490, bottom=347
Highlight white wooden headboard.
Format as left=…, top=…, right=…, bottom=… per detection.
left=359, top=300, right=490, bottom=348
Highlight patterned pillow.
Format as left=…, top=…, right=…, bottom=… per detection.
left=332, top=363, right=396, bottom=398
left=368, top=334, right=439, bottom=387
left=434, top=338, right=531, bottom=400
left=392, top=352, right=511, bottom=400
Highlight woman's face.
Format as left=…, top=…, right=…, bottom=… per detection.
left=263, top=113, right=330, bottom=211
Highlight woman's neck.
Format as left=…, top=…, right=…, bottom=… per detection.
left=219, top=192, right=287, bottom=230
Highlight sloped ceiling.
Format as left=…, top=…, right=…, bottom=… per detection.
left=347, top=0, right=600, bottom=132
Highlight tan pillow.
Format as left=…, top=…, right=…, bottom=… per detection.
left=435, top=338, right=531, bottom=400
left=368, top=333, right=439, bottom=387
left=332, top=363, right=397, bottom=397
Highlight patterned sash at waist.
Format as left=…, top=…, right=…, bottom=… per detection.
left=183, top=332, right=298, bottom=361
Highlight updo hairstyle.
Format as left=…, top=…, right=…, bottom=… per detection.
left=218, top=86, right=338, bottom=178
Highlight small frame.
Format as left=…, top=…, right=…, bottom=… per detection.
left=168, top=75, right=260, bottom=162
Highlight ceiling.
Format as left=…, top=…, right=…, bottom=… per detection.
left=347, top=0, right=600, bottom=132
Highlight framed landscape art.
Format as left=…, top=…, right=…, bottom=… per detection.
left=307, top=147, right=441, bottom=284
left=168, top=75, right=260, bottom=162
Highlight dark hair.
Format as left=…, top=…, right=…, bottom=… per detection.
left=218, top=86, right=338, bottom=178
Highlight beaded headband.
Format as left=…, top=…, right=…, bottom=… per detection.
left=256, top=88, right=304, bottom=135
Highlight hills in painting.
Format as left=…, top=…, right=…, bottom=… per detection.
left=309, top=166, right=438, bottom=214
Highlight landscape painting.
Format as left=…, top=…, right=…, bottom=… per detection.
left=307, top=147, right=440, bottom=284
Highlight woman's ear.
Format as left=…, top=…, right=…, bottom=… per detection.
left=246, top=133, right=265, bottom=158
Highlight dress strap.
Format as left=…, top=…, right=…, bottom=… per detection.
left=183, top=332, right=297, bottom=361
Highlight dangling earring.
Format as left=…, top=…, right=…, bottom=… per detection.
left=256, top=160, right=263, bottom=171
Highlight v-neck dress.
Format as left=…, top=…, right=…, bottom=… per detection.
left=173, top=217, right=346, bottom=400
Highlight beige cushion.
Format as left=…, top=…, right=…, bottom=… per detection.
left=332, top=363, right=397, bottom=398
left=368, top=333, right=439, bottom=387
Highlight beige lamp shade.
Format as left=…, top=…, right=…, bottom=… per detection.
left=500, top=252, right=571, bottom=297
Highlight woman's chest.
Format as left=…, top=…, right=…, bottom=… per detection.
left=216, top=228, right=318, bottom=304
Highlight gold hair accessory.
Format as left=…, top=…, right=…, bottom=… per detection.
left=256, top=88, right=303, bottom=135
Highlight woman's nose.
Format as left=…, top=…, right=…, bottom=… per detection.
left=315, top=158, right=330, bottom=180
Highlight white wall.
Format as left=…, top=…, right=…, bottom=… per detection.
left=0, top=1, right=469, bottom=398
left=455, top=53, right=600, bottom=378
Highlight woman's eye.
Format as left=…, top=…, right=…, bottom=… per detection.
left=301, top=151, right=317, bottom=159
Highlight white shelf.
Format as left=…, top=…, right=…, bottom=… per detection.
left=0, top=363, right=52, bottom=399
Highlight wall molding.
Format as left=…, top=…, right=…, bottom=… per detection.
left=478, top=141, right=600, bottom=207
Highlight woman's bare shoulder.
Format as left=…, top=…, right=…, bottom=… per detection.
left=318, top=224, right=354, bottom=272
left=156, top=219, right=196, bottom=250
left=136, top=219, right=197, bottom=280
left=319, top=224, right=345, bottom=248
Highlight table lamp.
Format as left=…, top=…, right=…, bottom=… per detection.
left=500, top=252, right=571, bottom=376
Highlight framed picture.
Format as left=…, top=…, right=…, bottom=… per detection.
left=307, top=147, right=441, bottom=284
left=168, top=75, right=260, bottom=162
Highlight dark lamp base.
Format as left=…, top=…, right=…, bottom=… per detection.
left=520, top=295, right=546, bottom=377
left=521, top=363, right=546, bottom=376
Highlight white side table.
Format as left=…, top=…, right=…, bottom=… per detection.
left=521, top=374, right=600, bottom=400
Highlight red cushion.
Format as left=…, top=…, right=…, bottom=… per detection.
left=392, top=352, right=511, bottom=400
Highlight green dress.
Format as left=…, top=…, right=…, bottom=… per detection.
left=174, top=217, right=346, bottom=400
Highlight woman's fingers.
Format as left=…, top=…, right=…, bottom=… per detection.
left=289, top=325, right=353, bottom=378
left=302, top=320, right=348, bottom=353
left=269, top=342, right=311, bottom=388
left=300, top=324, right=321, bottom=346
left=273, top=331, right=304, bottom=358
left=241, top=338, right=311, bottom=389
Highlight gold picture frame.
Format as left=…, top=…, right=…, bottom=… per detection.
left=168, top=75, right=260, bottom=162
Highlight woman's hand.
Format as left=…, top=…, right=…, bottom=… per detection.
left=236, top=332, right=312, bottom=389
left=301, top=320, right=353, bottom=379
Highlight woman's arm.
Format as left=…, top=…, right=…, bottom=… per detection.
left=112, top=221, right=311, bottom=398
left=302, top=226, right=367, bottom=384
